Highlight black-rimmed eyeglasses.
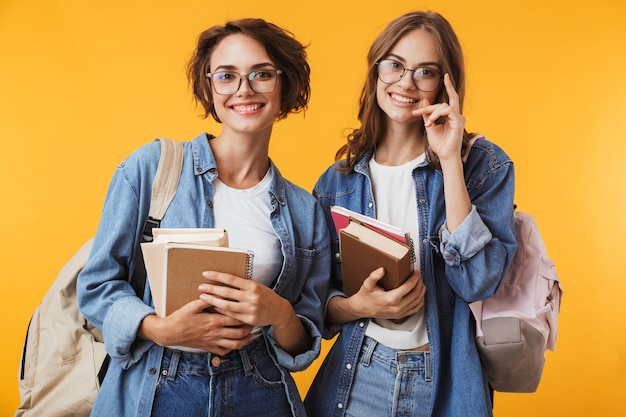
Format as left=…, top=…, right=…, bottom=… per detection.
left=376, top=59, right=442, bottom=92
left=205, top=69, right=283, bottom=95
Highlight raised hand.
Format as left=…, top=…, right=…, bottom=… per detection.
left=412, top=73, right=466, bottom=162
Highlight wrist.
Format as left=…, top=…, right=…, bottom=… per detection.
left=333, top=294, right=366, bottom=323
left=438, top=154, right=463, bottom=170
left=138, top=314, right=165, bottom=345
left=272, top=297, right=297, bottom=331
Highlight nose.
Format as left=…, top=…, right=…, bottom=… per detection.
left=397, top=69, right=417, bottom=90
left=235, top=76, right=254, bottom=95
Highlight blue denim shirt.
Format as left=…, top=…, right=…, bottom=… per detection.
left=304, top=137, right=517, bottom=417
left=77, top=133, right=330, bottom=416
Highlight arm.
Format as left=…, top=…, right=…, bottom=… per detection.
left=77, top=150, right=162, bottom=367
left=413, top=75, right=516, bottom=301
left=414, top=73, right=470, bottom=232
left=78, top=144, right=254, bottom=364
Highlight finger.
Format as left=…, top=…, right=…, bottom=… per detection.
left=423, top=105, right=450, bottom=127
left=202, top=271, right=246, bottom=288
left=443, top=73, right=460, bottom=112
left=198, top=281, right=241, bottom=302
left=361, top=267, right=385, bottom=291
left=412, top=98, right=433, bottom=118
left=215, top=324, right=253, bottom=339
left=213, top=334, right=254, bottom=351
left=186, top=298, right=219, bottom=313
left=184, top=300, right=248, bottom=327
left=199, top=292, right=242, bottom=314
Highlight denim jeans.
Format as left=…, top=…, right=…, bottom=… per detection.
left=345, top=336, right=433, bottom=417
left=151, top=337, right=293, bottom=417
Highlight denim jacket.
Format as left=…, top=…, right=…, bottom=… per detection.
left=77, top=133, right=330, bottom=416
left=304, top=136, right=517, bottom=417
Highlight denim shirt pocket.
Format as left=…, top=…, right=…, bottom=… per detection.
left=295, top=246, right=316, bottom=259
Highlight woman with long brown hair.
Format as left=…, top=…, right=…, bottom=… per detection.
left=305, top=11, right=517, bottom=416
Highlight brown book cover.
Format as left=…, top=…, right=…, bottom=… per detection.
left=141, top=229, right=253, bottom=317
left=340, top=220, right=413, bottom=297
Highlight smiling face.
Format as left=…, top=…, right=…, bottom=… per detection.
left=209, top=34, right=282, bottom=136
left=376, top=28, right=442, bottom=126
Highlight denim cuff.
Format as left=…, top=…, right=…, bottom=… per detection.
left=265, top=315, right=322, bottom=372
left=102, top=295, right=155, bottom=369
left=439, top=205, right=492, bottom=266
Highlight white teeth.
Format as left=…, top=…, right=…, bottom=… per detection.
left=233, top=104, right=261, bottom=111
left=391, top=94, right=416, bottom=104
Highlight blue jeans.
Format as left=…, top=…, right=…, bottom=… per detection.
left=151, top=337, right=293, bottom=417
left=345, top=336, right=433, bottom=417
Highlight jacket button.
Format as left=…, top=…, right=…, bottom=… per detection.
left=149, top=367, right=156, bottom=375
left=337, top=403, right=344, bottom=409
left=211, top=357, right=221, bottom=367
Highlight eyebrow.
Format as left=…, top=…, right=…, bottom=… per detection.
left=385, top=53, right=441, bottom=69
left=213, top=62, right=277, bottom=72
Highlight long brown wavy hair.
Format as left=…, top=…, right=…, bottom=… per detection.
left=336, top=11, right=473, bottom=171
left=186, top=18, right=310, bottom=122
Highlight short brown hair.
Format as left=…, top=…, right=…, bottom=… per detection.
left=186, top=18, right=310, bottom=122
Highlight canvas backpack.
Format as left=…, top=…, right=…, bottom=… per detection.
left=469, top=211, right=561, bottom=393
left=464, top=137, right=562, bottom=393
left=15, top=138, right=184, bottom=417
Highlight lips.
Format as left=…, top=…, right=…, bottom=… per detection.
left=231, top=103, right=264, bottom=112
left=390, top=93, right=418, bottom=104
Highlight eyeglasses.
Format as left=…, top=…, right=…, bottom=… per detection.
left=376, top=59, right=442, bottom=92
left=205, top=69, right=283, bottom=95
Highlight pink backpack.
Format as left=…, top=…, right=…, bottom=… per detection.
left=469, top=210, right=562, bottom=392
left=464, top=137, right=562, bottom=393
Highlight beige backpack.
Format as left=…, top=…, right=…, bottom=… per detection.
left=15, top=138, right=183, bottom=416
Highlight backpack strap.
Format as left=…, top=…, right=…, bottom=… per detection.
left=131, top=138, right=184, bottom=296
left=461, top=134, right=484, bottom=163
left=142, top=138, right=184, bottom=241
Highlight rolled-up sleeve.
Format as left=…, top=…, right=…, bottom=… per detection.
left=77, top=144, right=160, bottom=368
left=439, top=205, right=492, bottom=266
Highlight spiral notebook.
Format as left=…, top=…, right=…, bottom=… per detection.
left=141, top=229, right=254, bottom=317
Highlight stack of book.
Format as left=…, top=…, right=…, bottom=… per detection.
left=330, top=206, right=414, bottom=297
left=141, top=228, right=253, bottom=317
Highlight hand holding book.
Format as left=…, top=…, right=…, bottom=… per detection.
left=141, top=228, right=254, bottom=317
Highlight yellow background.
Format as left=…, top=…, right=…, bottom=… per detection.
left=1, top=0, right=625, bottom=415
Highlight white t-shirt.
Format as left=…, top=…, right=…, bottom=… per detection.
left=365, top=154, right=429, bottom=349
left=169, top=168, right=282, bottom=351
left=212, top=168, right=283, bottom=287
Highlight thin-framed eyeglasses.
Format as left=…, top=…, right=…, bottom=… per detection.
left=376, top=59, right=442, bottom=92
left=205, top=69, right=283, bottom=95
